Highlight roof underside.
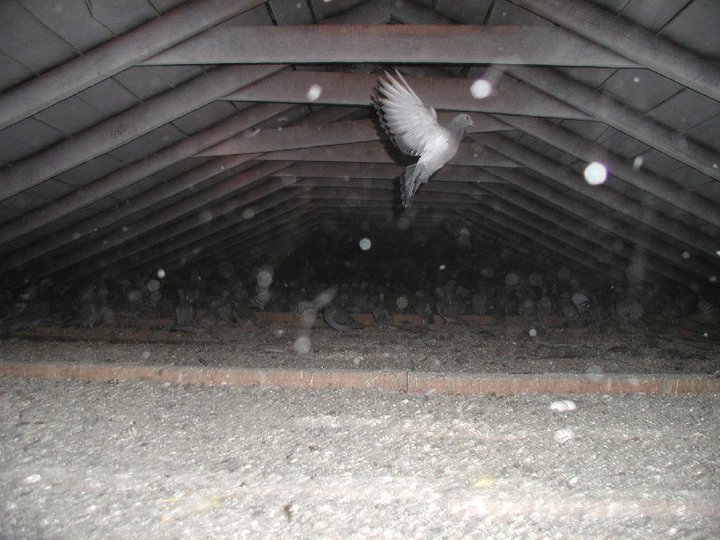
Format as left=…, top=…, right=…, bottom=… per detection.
left=0, top=0, right=718, bottom=297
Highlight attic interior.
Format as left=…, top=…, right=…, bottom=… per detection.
left=0, top=0, right=719, bottom=353
left=2, top=2, right=720, bottom=537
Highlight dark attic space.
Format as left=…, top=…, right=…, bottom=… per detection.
left=1, top=0, right=720, bottom=537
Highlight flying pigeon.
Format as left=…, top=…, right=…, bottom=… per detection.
left=375, top=70, right=473, bottom=207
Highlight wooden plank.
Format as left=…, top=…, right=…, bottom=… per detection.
left=196, top=115, right=510, bottom=156
left=512, top=0, right=720, bottom=102
left=0, top=0, right=266, bottom=130
left=224, top=70, right=589, bottom=119
left=0, top=65, right=283, bottom=205
left=260, top=141, right=520, bottom=167
left=27, top=162, right=290, bottom=284
left=508, top=66, right=720, bottom=181
left=292, top=184, right=485, bottom=201
left=495, top=114, right=720, bottom=228
left=145, top=25, right=635, bottom=67
left=0, top=104, right=293, bottom=273
left=3, top=362, right=718, bottom=395
left=272, top=162, right=507, bottom=183
left=197, top=119, right=380, bottom=156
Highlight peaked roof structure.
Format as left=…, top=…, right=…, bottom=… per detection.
left=0, top=0, right=718, bottom=296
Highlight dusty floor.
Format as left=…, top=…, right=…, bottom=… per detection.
left=1, top=319, right=719, bottom=538
left=0, top=377, right=718, bottom=539
left=2, top=315, right=719, bottom=375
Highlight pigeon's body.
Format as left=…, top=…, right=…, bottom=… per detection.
left=3, top=299, right=51, bottom=334
left=375, top=70, right=472, bottom=207
left=175, top=288, right=194, bottom=327
left=323, top=303, right=364, bottom=332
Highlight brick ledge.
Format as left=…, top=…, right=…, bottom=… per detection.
left=1, top=361, right=718, bottom=395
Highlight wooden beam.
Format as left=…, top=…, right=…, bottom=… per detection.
left=24, top=162, right=290, bottom=284
left=507, top=66, right=720, bottom=181
left=510, top=0, right=720, bottom=102
left=259, top=141, right=519, bottom=167
left=224, top=70, right=589, bottom=119
left=292, top=186, right=477, bottom=204
left=467, top=205, right=617, bottom=279
left=165, top=206, right=322, bottom=275
left=7, top=106, right=360, bottom=278
left=495, top=114, right=720, bottom=229
left=110, top=200, right=311, bottom=281
left=198, top=120, right=381, bottom=156
left=486, top=168, right=718, bottom=281
left=477, top=194, right=647, bottom=280
left=0, top=103, right=291, bottom=252
left=484, top=184, right=715, bottom=286
left=294, top=177, right=491, bottom=196
left=189, top=218, right=321, bottom=274
left=272, top=162, right=507, bottom=183
left=144, top=25, right=634, bottom=67
left=0, top=0, right=266, bottom=131
left=0, top=65, right=283, bottom=204
left=455, top=212, right=596, bottom=280
left=475, top=133, right=719, bottom=258
left=196, top=116, right=509, bottom=157
left=0, top=156, right=258, bottom=275
left=274, top=162, right=402, bottom=179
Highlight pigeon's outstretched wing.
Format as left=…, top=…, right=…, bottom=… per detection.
left=375, top=70, right=472, bottom=207
left=375, top=70, right=444, bottom=157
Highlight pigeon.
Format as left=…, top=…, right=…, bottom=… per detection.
left=413, top=291, right=435, bottom=324
left=375, top=69, right=473, bottom=207
left=298, top=300, right=319, bottom=329
left=175, top=288, right=194, bottom=327
left=296, top=287, right=337, bottom=332
left=436, top=297, right=466, bottom=325
left=323, top=303, right=364, bottom=332
left=73, top=300, right=103, bottom=328
left=2, top=299, right=51, bottom=334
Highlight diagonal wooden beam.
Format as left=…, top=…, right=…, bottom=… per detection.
left=154, top=205, right=319, bottom=278
left=183, top=217, right=321, bottom=276
left=293, top=178, right=491, bottom=198
left=0, top=156, right=258, bottom=274
left=483, top=183, right=715, bottom=287
left=475, top=133, right=719, bottom=259
left=449, top=211, right=601, bottom=282
left=506, top=66, right=720, bottom=180
left=486, top=168, right=718, bottom=282
left=0, top=103, right=292, bottom=252
left=494, top=114, right=720, bottom=229
left=0, top=65, right=283, bottom=204
left=4, top=107, right=366, bottom=276
left=464, top=205, right=615, bottom=281
left=0, top=0, right=265, bottom=130
left=144, top=25, right=634, bottom=67
left=198, top=120, right=382, bottom=156
left=105, top=199, right=312, bottom=282
left=224, top=70, right=588, bottom=119
left=474, top=194, right=656, bottom=282
left=29, top=162, right=292, bottom=285
left=509, top=0, right=720, bottom=102
left=65, top=186, right=303, bottom=284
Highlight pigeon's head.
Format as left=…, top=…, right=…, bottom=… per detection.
left=449, top=113, right=473, bottom=135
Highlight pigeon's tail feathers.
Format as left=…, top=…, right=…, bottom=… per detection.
left=401, top=162, right=428, bottom=207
